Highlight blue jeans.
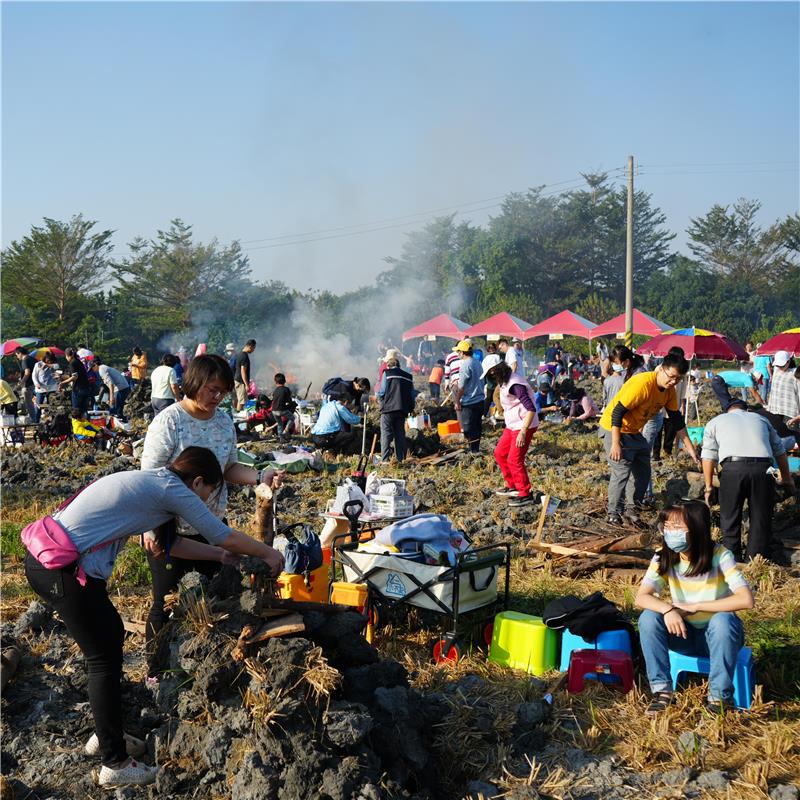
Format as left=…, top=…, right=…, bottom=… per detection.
left=112, top=387, right=130, bottom=420
left=638, top=609, right=744, bottom=701
left=34, top=391, right=52, bottom=423
left=72, top=388, right=91, bottom=417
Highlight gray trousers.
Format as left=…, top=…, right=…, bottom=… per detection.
left=600, top=429, right=651, bottom=515
left=21, top=386, right=36, bottom=421
left=381, top=411, right=407, bottom=462
left=641, top=413, right=664, bottom=497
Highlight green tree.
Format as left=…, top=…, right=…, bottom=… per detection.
left=1, top=215, right=113, bottom=337
left=687, top=198, right=787, bottom=288
left=113, top=219, right=251, bottom=342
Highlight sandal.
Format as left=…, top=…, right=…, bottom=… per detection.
left=645, top=691, right=675, bottom=716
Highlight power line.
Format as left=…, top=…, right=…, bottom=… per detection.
left=638, top=160, right=798, bottom=168
left=636, top=167, right=798, bottom=176
left=239, top=171, right=625, bottom=245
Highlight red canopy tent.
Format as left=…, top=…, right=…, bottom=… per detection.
left=522, top=310, right=596, bottom=340
left=464, top=312, right=532, bottom=339
left=591, top=309, right=673, bottom=339
left=401, top=313, right=471, bottom=342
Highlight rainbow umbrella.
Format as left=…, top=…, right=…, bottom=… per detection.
left=31, top=346, right=66, bottom=360
left=1, top=337, right=40, bottom=356
left=756, top=327, right=800, bottom=357
left=637, top=327, right=748, bottom=361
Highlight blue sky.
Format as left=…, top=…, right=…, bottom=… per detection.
left=3, top=1, right=798, bottom=292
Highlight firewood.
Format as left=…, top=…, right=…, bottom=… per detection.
left=253, top=483, right=275, bottom=546
left=122, top=618, right=147, bottom=636
left=245, top=613, right=305, bottom=644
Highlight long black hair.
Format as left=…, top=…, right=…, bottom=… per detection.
left=488, top=360, right=513, bottom=386
left=656, top=501, right=714, bottom=577
left=168, top=446, right=224, bottom=491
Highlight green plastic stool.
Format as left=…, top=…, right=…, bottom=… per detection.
left=686, top=426, right=705, bottom=445
left=488, top=611, right=557, bottom=676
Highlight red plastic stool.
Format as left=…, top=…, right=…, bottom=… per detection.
left=567, top=649, right=634, bottom=694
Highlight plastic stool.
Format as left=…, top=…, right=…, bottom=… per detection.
left=567, top=649, right=634, bottom=694
left=489, top=611, right=557, bottom=676
left=686, top=426, right=705, bottom=445
left=668, top=646, right=754, bottom=709
left=559, top=628, right=632, bottom=671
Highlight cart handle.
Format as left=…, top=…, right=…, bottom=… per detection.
left=469, top=566, right=496, bottom=592
left=457, top=551, right=506, bottom=572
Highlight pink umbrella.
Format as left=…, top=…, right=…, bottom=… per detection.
left=637, top=327, right=748, bottom=360
left=591, top=310, right=672, bottom=339
left=464, top=312, right=532, bottom=339
left=755, top=328, right=800, bottom=356
left=1, top=337, right=39, bottom=356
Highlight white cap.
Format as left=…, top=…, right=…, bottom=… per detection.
left=480, top=354, right=502, bottom=378
left=773, top=350, right=792, bottom=367
left=225, top=342, right=236, bottom=352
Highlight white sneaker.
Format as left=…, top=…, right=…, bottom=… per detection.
left=96, top=758, right=158, bottom=787
left=494, top=487, right=519, bottom=497
left=84, top=732, right=146, bottom=758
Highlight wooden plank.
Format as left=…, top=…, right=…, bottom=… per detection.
left=122, top=619, right=147, bottom=636
left=246, top=613, right=304, bottom=644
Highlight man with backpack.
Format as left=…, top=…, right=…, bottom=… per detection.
left=377, top=352, right=417, bottom=462
left=322, top=376, right=370, bottom=407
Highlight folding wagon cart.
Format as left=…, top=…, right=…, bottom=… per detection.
left=331, top=530, right=511, bottom=663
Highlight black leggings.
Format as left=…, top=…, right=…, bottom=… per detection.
left=146, top=540, right=220, bottom=677
left=25, top=553, right=126, bottom=766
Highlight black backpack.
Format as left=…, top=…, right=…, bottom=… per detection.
left=322, top=377, right=347, bottom=399
left=542, top=591, right=635, bottom=642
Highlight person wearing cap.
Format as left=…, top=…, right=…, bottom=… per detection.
left=498, top=337, right=524, bottom=376
left=484, top=357, right=539, bottom=506
left=224, top=343, right=237, bottom=374
left=376, top=350, right=416, bottom=462
left=453, top=340, right=485, bottom=453
left=533, top=376, right=558, bottom=416
left=767, top=351, right=800, bottom=425
left=702, top=398, right=795, bottom=562
left=443, top=340, right=467, bottom=394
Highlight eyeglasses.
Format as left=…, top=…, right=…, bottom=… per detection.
left=203, top=386, right=228, bottom=399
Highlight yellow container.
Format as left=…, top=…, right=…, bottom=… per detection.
left=276, top=564, right=330, bottom=604
left=330, top=581, right=368, bottom=608
left=488, top=611, right=557, bottom=676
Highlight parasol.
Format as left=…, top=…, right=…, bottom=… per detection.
left=77, top=347, right=94, bottom=361
left=636, top=327, right=748, bottom=361
left=755, top=327, right=800, bottom=357
left=31, top=346, right=66, bottom=360
left=1, top=337, right=40, bottom=356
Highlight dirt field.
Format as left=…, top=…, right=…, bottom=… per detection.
left=1, top=380, right=798, bottom=800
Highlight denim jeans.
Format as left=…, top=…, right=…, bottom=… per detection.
left=112, top=387, right=130, bottom=420
left=460, top=401, right=484, bottom=453
left=638, top=609, right=744, bottom=701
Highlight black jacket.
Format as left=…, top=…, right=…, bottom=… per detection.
left=380, top=366, right=415, bottom=415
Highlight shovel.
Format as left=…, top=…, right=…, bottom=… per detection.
left=352, top=433, right=377, bottom=492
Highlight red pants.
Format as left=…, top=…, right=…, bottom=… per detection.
left=494, top=426, right=536, bottom=496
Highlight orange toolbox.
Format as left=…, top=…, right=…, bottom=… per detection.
left=276, top=564, right=330, bottom=604
left=437, top=420, right=461, bottom=437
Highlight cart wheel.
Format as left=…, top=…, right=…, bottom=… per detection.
left=432, top=638, right=462, bottom=664
left=483, top=622, right=494, bottom=647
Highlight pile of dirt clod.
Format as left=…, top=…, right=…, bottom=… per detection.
left=1, top=565, right=551, bottom=800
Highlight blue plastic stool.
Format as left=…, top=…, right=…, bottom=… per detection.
left=668, top=646, right=754, bottom=709
left=559, top=629, right=632, bottom=672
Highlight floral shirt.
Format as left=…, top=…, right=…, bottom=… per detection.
left=141, top=403, right=238, bottom=533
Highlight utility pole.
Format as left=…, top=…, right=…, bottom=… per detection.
left=624, top=155, right=634, bottom=349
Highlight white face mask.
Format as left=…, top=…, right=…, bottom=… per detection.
left=612, top=363, right=624, bottom=373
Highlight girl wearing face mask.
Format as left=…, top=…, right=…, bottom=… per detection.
left=635, top=501, right=754, bottom=716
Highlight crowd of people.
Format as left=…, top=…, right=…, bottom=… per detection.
left=8, top=330, right=800, bottom=788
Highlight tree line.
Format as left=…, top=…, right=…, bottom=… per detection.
left=2, top=173, right=797, bottom=365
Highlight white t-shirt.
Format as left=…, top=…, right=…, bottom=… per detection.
left=505, top=347, right=523, bottom=375
left=150, top=365, right=180, bottom=399
left=99, top=364, right=130, bottom=391
left=141, top=403, right=238, bottom=532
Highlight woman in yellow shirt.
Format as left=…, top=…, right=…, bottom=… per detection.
left=129, top=347, right=148, bottom=391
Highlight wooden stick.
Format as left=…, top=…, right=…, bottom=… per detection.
left=367, top=433, right=378, bottom=460
left=534, top=494, right=550, bottom=543
left=253, top=483, right=275, bottom=546
left=122, top=619, right=147, bottom=636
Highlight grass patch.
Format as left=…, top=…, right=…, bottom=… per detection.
left=108, top=539, right=152, bottom=588
left=1, top=521, right=26, bottom=563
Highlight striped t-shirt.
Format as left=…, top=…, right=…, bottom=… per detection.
left=642, top=544, right=749, bottom=629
